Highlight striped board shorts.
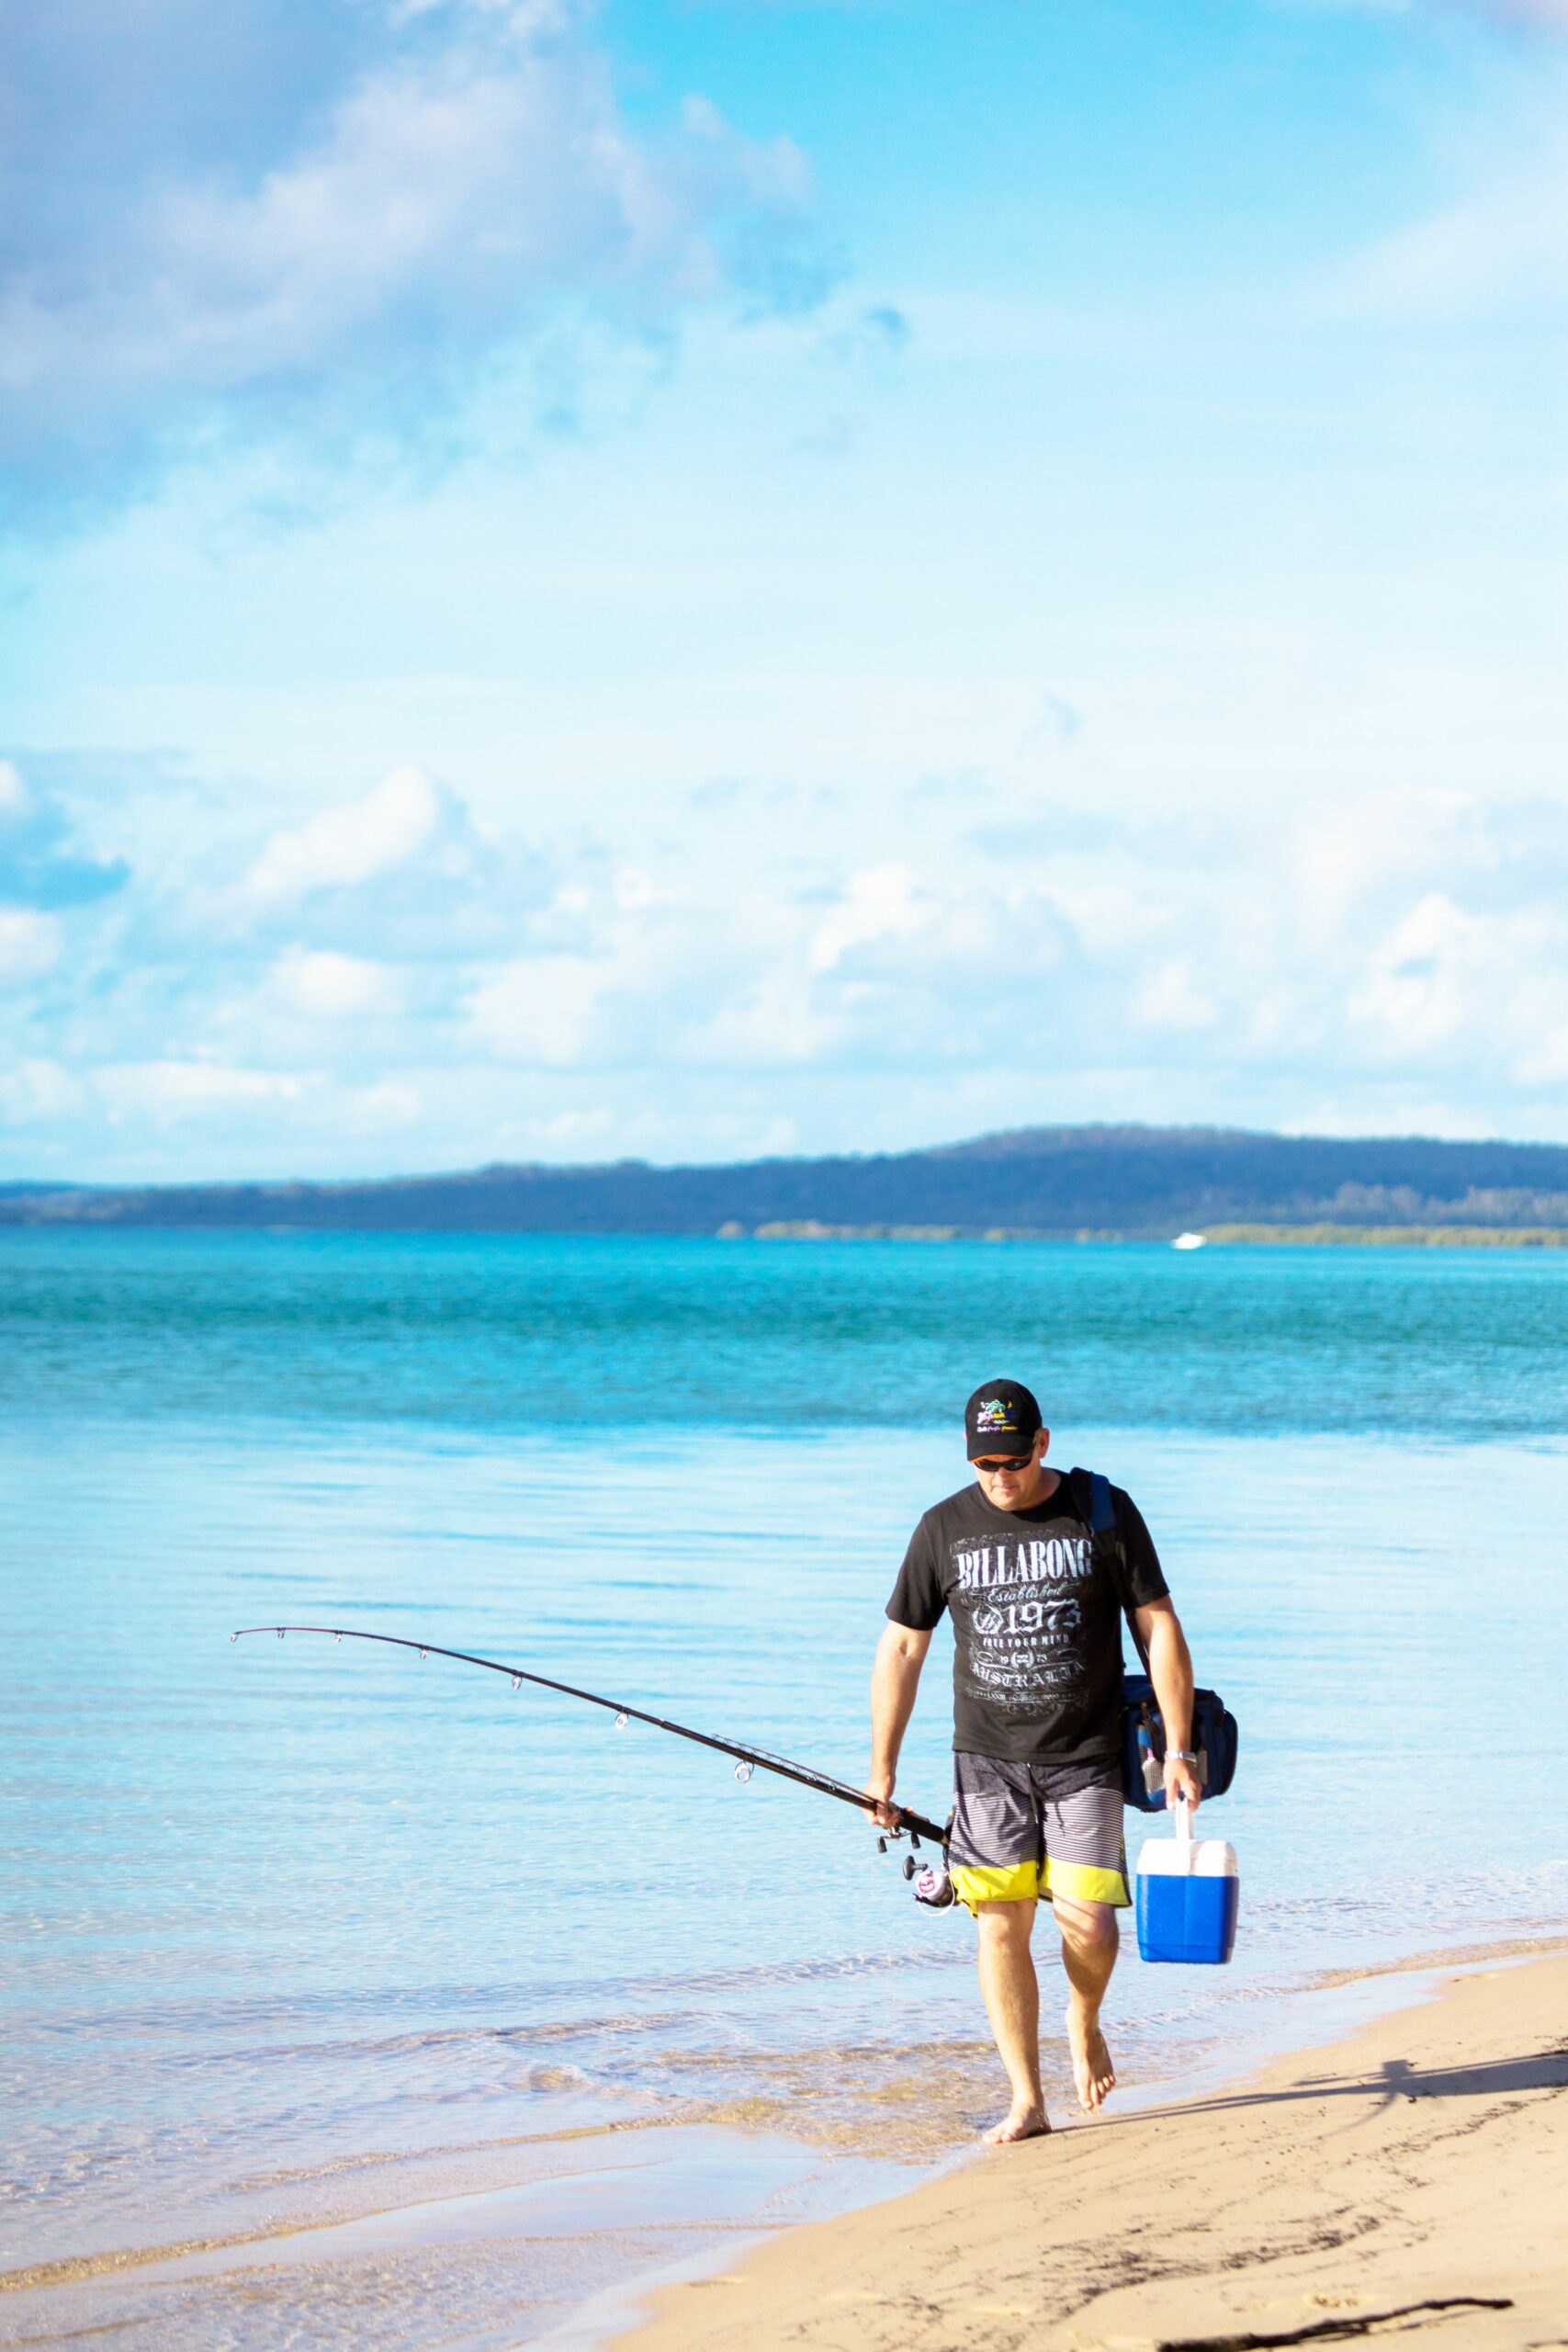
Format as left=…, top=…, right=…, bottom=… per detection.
left=947, top=1753, right=1130, bottom=1913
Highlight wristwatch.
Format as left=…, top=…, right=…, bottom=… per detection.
left=1167, top=1749, right=1198, bottom=1763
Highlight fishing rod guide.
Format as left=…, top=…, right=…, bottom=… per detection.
left=232, top=1624, right=946, bottom=1846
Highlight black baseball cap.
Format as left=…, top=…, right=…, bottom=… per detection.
left=964, top=1379, right=1043, bottom=1460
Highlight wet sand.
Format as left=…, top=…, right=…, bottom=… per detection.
left=6, top=1950, right=1562, bottom=2349
left=0, top=2127, right=926, bottom=2350
left=616, top=1951, right=1568, bottom=2352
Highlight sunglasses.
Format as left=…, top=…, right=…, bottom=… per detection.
left=973, top=1453, right=1034, bottom=1473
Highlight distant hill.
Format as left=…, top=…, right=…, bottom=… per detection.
left=6, top=1124, right=1568, bottom=1238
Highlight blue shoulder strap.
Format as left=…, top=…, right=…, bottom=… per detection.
left=1069, top=1465, right=1118, bottom=1538
left=1072, top=1466, right=1150, bottom=1673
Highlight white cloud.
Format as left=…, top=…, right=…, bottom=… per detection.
left=94, top=1060, right=312, bottom=1121
left=149, top=44, right=699, bottom=380
left=1319, top=68, right=1568, bottom=322
left=1347, top=889, right=1568, bottom=1077
left=1134, top=959, right=1217, bottom=1033
left=461, top=859, right=1080, bottom=1076
left=271, top=946, right=404, bottom=1018
left=218, top=762, right=547, bottom=967
left=350, top=1077, right=424, bottom=1128
left=1348, top=892, right=1484, bottom=1051
left=0, top=1055, right=431, bottom=1159
left=14, top=759, right=1568, bottom=1173
left=0, top=760, right=130, bottom=910
left=243, top=766, right=444, bottom=905
left=692, top=972, right=841, bottom=1069
left=0, top=1057, right=85, bottom=1125
left=611, top=866, right=660, bottom=913
left=807, top=865, right=1071, bottom=1003
left=465, top=952, right=612, bottom=1062
left=1, top=0, right=822, bottom=519
left=807, top=864, right=924, bottom=974
left=1451, top=1, right=1568, bottom=26
left=1338, top=160, right=1568, bottom=321
left=1326, top=0, right=1568, bottom=30
left=0, top=910, right=62, bottom=983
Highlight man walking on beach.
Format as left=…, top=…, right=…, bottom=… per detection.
left=865, top=1379, right=1201, bottom=2143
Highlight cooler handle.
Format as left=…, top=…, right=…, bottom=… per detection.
left=1174, top=1795, right=1195, bottom=1871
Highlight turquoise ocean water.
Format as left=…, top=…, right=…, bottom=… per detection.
left=4, top=1232, right=1566, bottom=2348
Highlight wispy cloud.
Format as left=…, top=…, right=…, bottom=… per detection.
left=1446, top=1, right=1568, bottom=27
left=1322, top=82, right=1568, bottom=319
left=1300, top=0, right=1568, bottom=28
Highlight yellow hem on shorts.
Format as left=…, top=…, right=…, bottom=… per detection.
left=949, top=1860, right=1040, bottom=1909
left=949, top=1859, right=1133, bottom=1913
left=1042, top=1857, right=1131, bottom=1907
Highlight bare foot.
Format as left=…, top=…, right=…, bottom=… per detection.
left=982, top=2102, right=1050, bottom=2144
left=1066, top=2004, right=1116, bottom=2112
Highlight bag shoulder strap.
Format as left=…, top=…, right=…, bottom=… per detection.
left=1070, top=1464, right=1151, bottom=1673
left=1066, top=1464, right=1118, bottom=1538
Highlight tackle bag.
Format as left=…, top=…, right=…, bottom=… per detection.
left=1072, top=1468, right=1240, bottom=1815
left=1120, top=1671, right=1238, bottom=1814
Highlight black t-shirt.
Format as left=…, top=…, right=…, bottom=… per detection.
left=886, top=1469, right=1169, bottom=1764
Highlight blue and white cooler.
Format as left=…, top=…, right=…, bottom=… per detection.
left=1134, top=1801, right=1239, bottom=1965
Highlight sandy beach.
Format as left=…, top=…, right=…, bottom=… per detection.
left=618, top=1951, right=1568, bottom=2352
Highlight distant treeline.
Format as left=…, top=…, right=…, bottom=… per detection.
left=6, top=1124, right=1568, bottom=1238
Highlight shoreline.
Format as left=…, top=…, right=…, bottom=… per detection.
left=730, top=1223, right=1568, bottom=1248
left=612, top=1945, right=1568, bottom=2352
left=4, top=1935, right=1563, bottom=2350
left=11, top=1222, right=1568, bottom=1250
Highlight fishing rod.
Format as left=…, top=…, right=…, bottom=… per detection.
left=231, top=1625, right=947, bottom=1847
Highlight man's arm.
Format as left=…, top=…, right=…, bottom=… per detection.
left=864, top=1620, right=933, bottom=1829
left=1133, top=1596, right=1202, bottom=1814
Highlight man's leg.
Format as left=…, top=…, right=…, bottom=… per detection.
left=1040, top=1773, right=1129, bottom=2115
left=947, top=1756, right=1051, bottom=2142
left=1052, top=1894, right=1119, bottom=2112
left=974, top=1897, right=1048, bottom=2143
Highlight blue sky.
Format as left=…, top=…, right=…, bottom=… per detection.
left=3, top=0, right=1565, bottom=1180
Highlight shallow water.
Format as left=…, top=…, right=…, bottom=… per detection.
left=3, top=1233, right=1565, bottom=2346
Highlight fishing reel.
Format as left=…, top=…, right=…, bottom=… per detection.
left=874, top=1822, right=956, bottom=1908
left=908, top=1857, right=956, bottom=1909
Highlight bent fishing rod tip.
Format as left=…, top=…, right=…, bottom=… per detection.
left=230, top=1623, right=948, bottom=1845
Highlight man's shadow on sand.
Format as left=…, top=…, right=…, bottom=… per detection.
left=1130, top=2044, right=1568, bottom=2124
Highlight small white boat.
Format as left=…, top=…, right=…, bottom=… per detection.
left=1171, top=1231, right=1207, bottom=1250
